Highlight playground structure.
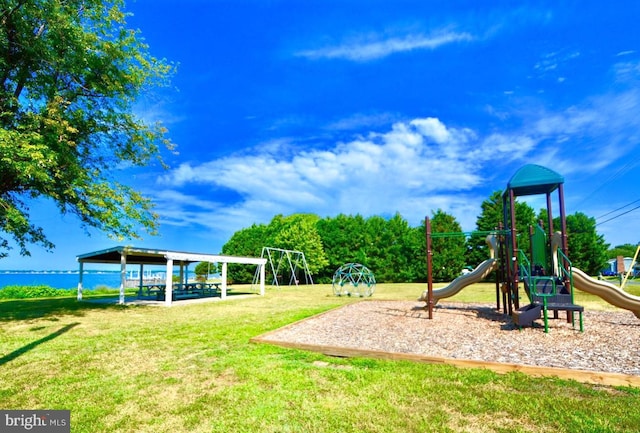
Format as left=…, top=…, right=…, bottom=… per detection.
left=420, top=164, right=640, bottom=332
left=332, top=263, right=376, bottom=297
left=419, top=234, right=498, bottom=305
left=253, top=247, right=314, bottom=287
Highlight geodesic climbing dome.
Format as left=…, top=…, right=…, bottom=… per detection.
left=332, top=263, right=376, bottom=297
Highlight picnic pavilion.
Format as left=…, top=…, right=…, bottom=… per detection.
left=76, top=246, right=267, bottom=306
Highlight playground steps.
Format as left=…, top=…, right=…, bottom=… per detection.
left=518, top=277, right=584, bottom=331
left=531, top=279, right=584, bottom=312
left=512, top=304, right=542, bottom=327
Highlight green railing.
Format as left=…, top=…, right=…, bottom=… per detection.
left=516, top=246, right=582, bottom=332
left=517, top=250, right=533, bottom=302
left=556, top=248, right=575, bottom=302
left=556, top=248, right=572, bottom=278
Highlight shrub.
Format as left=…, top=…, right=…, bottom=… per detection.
left=0, top=285, right=75, bottom=299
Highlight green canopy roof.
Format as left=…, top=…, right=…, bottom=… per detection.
left=506, top=164, right=564, bottom=197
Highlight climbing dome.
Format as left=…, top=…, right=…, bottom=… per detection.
left=332, top=263, right=376, bottom=297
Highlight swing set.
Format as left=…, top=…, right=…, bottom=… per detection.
left=253, top=247, right=314, bottom=287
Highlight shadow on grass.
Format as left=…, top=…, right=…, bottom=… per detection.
left=0, top=297, right=128, bottom=322
left=0, top=322, right=80, bottom=366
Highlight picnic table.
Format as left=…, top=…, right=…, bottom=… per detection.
left=137, top=282, right=222, bottom=300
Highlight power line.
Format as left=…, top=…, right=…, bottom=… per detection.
left=595, top=198, right=640, bottom=220
left=575, top=153, right=640, bottom=208
left=596, top=204, right=640, bottom=226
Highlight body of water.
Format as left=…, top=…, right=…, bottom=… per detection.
left=0, top=271, right=197, bottom=290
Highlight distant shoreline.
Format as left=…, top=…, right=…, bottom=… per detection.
left=0, top=270, right=197, bottom=290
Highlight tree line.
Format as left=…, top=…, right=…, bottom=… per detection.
left=218, top=190, right=612, bottom=284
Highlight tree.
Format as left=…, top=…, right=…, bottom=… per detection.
left=316, top=214, right=368, bottom=282
left=194, top=261, right=216, bottom=281
left=222, top=223, right=269, bottom=283
left=405, top=224, right=428, bottom=283
left=538, top=210, right=610, bottom=275
left=466, top=190, right=536, bottom=266
left=564, top=212, right=609, bottom=275
left=0, top=0, right=174, bottom=258
left=430, top=209, right=466, bottom=282
left=316, top=213, right=422, bottom=283
left=608, top=243, right=639, bottom=260
left=360, top=215, right=388, bottom=279
left=466, top=191, right=503, bottom=266
left=271, top=213, right=328, bottom=276
left=380, top=213, right=417, bottom=282
left=361, top=213, right=420, bottom=283
left=221, top=214, right=329, bottom=284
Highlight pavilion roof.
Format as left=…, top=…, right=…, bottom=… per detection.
left=77, top=246, right=266, bottom=266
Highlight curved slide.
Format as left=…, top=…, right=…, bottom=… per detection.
left=572, top=267, right=640, bottom=318
left=419, top=258, right=498, bottom=304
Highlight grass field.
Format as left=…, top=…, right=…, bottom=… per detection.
left=1, top=283, right=640, bottom=432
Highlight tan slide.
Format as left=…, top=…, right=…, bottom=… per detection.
left=419, top=258, right=498, bottom=304
left=572, top=267, right=640, bottom=318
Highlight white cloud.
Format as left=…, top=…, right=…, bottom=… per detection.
left=613, top=60, right=640, bottom=83
left=154, top=59, right=640, bottom=246
left=133, top=99, right=185, bottom=127
left=152, top=190, right=222, bottom=228
left=528, top=86, right=640, bottom=174
left=326, top=112, right=398, bottom=131
left=410, top=118, right=453, bottom=144
left=155, top=116, right=533, bottom=236
left=533, top=50, right=581, bottom=80
left=296, top=30, right=473, bottom=61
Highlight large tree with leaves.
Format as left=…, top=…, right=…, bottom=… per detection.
left=361, top=213, right=422, bottom=283
left=565, top=212, right=609, bottom=275
left=429, top=209, right=466, bottom=282
left=270, top=213, right=329, bottom=276
left=538, top=209, right=609, bottom=275
left=466, top=190, right=536, bottom=266
left=0, top=0, right=173, bottom=258
left=221, top=223, right=269, bottom=283
left=315, top=213, right=423, bottom=283
left=222, top=214, right=329, bottom=284
left=607, top=243, right=638, bottom=260
left=316, top=213, right=368, bottom=282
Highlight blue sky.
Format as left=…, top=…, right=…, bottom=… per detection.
left=4, top=0, right=640, bottom=270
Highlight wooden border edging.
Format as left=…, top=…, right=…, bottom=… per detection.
left=251, top=336, right=640, bottom=388
left=251, top=305, right=640, bottom=389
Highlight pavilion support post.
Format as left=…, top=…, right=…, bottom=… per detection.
left=119, top=252, right=127, bottom=305
left=165, top=259, right=174, bottom=306
left=259, top=263, right=265, bottom=296
left=221, top=262, right=228, bottom=299
left=77, top=262, right=84, bottom=301
left=138, top=264, right=144, bottom=297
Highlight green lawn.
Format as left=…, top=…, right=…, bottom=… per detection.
left=1, top=283, right=639, bottom=432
